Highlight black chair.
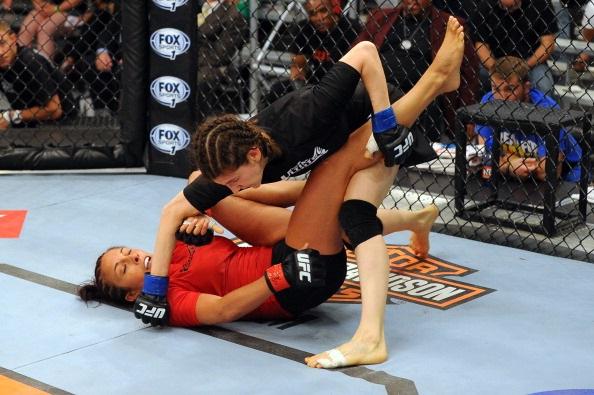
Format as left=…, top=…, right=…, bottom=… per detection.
left=454, top=100, right=592, bottom=236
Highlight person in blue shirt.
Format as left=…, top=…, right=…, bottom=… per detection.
left=476, top=56, right=582, bottom=182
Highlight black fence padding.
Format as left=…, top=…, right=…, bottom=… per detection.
left=0, top=117, right=125, bottom=169
left=120, top=0, right=149, bottom=165
left=457, top=100, right=588, bottom=131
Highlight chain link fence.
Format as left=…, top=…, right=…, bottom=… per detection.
left=1, top=0, right=593, bottom=260
left=0, top=0, right=128, bottom=168
left=194, top=0, right=594, bottom=262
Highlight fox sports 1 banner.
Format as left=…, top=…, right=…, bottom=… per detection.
left=148, top=0, right=198, bottom=177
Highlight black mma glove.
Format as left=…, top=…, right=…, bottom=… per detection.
left=175, top=228, right=214, bottom=246
left=264, top=248, right=326, bottom=293
left=372, top=107, right=415, bottom=167
left=134, top=274, right=169, bottom=326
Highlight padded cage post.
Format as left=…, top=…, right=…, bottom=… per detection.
left=146, top=0, right=199, bottom=178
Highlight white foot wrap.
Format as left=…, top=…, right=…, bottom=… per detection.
left=316, top=349, right=347, bottom=368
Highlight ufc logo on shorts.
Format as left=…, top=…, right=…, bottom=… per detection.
left=393, top=132, right=414, bottom=159
left=135, top=302, right=166, bottom=319
left=296, top=252, right=312, bottom=282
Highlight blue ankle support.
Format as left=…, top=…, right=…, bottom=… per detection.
left=371, top=107, right=397, bottom=133
left=142, top=274, right=169, bottom=297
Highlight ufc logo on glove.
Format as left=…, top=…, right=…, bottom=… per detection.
left=296, top=252, right=312, bottom=282
left=135, top=302, right=166, bottom=319
left=393, top=133, right=414, bottom=159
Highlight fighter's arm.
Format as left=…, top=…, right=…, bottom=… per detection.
left=134, top=192, right=199, bottom=326
left=195, top=249, right=324, bottom=325
left=195, top=278, right=273, bottom=324
left=188, top=170, right=305, bottom=208
left=150, top=192, right=199, bottom=277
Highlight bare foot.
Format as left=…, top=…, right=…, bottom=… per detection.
left=409, top=204, right=439, bottom=258
left=429, top=16, right=465, bottom=94
left=304, top=336, right=388, bottom=369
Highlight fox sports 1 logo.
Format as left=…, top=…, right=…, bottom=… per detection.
left=150, top=28, right=190, bottom=60
left=150, top=124, right=191, bottom=155
left=152, top=0, right=188, bottom=11
left=150, top=76, right=190, bottom=108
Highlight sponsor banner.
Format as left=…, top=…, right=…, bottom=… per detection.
left=150, top=124, right=191, bottom=155
left=0, top=210, right=27, bottom=238
left=152, top=0, right=189, bottom=12
left=147, top=0, right=197, bottom=177
left=330, top=246, right=494, bottom=309
left=150, top=28, right=191, bottom=60
left=150, top=76, right=191, bottom=108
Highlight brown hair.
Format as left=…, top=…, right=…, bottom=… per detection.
left=492, top=56, right=530, bottom=83
left=192, top=114, right=281, bottom=180
left=78, top=247, right=133, bottom=306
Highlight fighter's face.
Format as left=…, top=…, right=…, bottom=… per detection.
left=100, top=247, right=152, bottom=294
left=212, top=148, right=265, bottom=193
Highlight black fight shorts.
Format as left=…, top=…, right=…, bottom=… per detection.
left=271, top=240, right=347, bottom=316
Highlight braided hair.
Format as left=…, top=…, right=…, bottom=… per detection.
left=192, top=114, right=281, bottom=180
left=78, top=247, right=133, bottom=306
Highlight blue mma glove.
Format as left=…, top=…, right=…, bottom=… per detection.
left=134, top=274, right=169, bottom=326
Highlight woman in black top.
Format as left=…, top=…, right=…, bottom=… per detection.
left=140, top=17, right=466, bottom=369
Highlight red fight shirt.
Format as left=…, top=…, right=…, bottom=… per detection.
left=167, top=237, right=292, bottom=326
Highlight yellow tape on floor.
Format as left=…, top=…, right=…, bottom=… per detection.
left=0, top=375, right=49, bottom=395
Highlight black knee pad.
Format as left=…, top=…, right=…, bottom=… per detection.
left=338, top=199, right=383, bottom=250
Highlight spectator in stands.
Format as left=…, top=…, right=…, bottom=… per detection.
left=572, top=0, right=594, bottom=71
left=279, top=0, right=360, bottom=84
left=195, top=0, right=248, bottom=120
left=475, top=56, right=582, bottom=182
left=264, top=0, right=359, bottom=107
left=432, top=0, right=475, bottom=20
left=262, top=54, right=309, bottom=108
left=353, top=0, right=478, bottom=142
left=59, top=0, right=120, bottom=115
left=471, top=0, right=557, bottom=96
left=17, top=0, right=87, bottom=62
left=0, top=21, right=75, bottom=129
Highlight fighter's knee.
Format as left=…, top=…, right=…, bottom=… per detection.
left=352, top=41, right=377, bottom=56
left=338, top=200, right=383, bottom=250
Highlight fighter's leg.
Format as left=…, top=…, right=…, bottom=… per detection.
left=377, top=205, right=439, bottom=259
left=338, top=204, right=439, bottom=258
left=284, top=121, right=379, bottom=254
left=305, top=17, right=465, bottom=369
left=305, top=155, right=397, bottom=368
left=207, top=181, right=306, bottom=246
left=389, top=16, right=465, bottom=128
